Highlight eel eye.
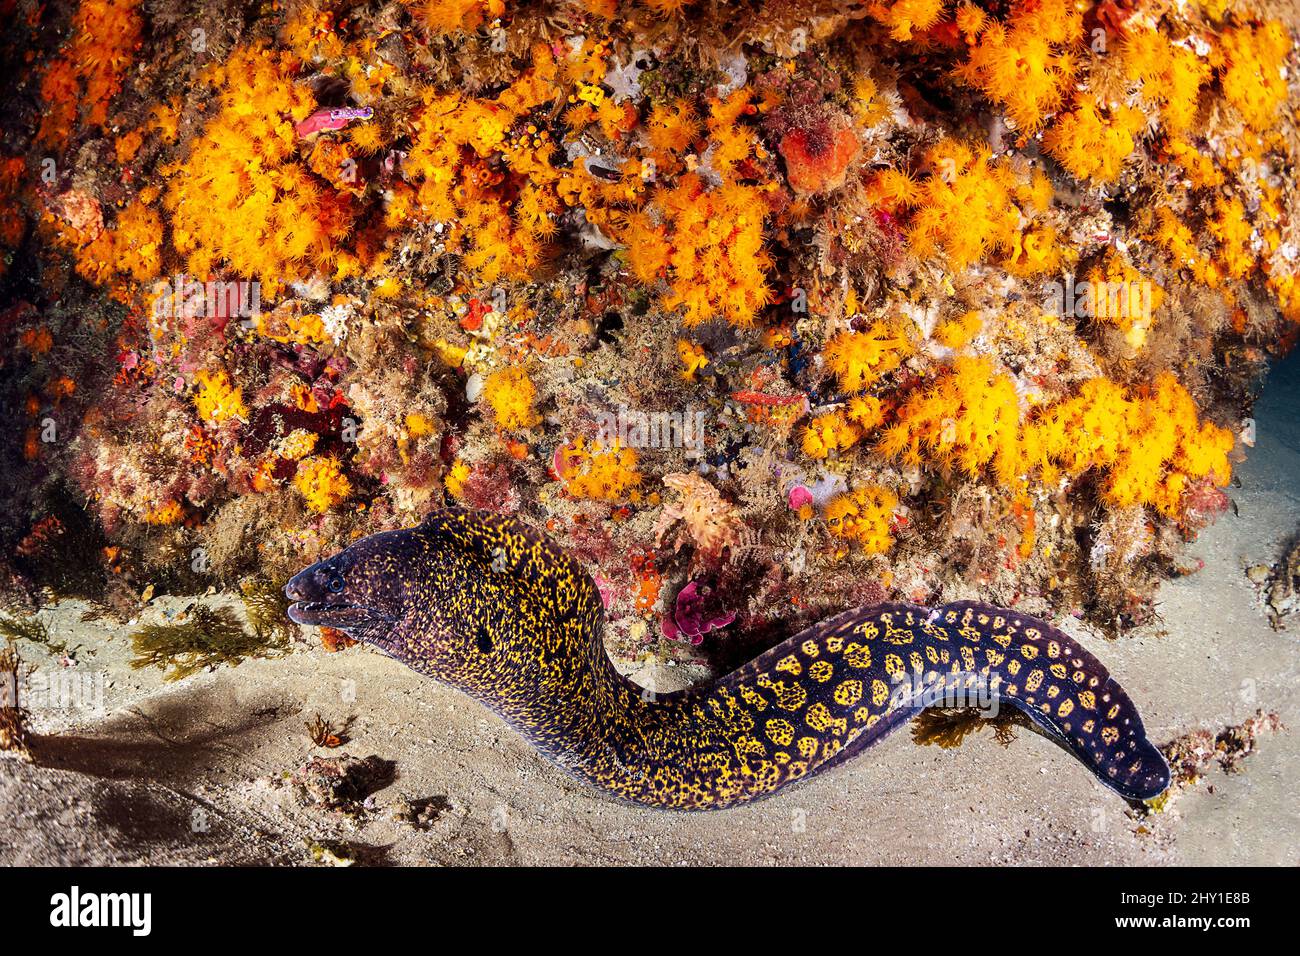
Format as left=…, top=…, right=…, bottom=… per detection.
left=328, top=575, right=345, bottom=594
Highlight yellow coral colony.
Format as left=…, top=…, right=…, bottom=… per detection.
left=558, top=438, right=643, bottom=503
left=954, top=0, right=1080, bottom=134
left=483, top=367, right=542, bottom=430
left=826, top=484, right=899, bottom=555
left=38, top=0, right=143, bottom=147
left=873, top=140, right=1058, bottom=274
left=193, top=370, right=248, bottom=425
left=295, top=456, right=353, bottom=513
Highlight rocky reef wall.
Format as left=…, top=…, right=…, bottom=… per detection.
left=1, top=0, right=1297, bottom=658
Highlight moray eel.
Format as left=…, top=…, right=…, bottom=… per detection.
left=286, top=509, right=1170, bottom=810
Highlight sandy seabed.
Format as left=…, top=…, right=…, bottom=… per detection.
left=3, top=358, right=1298, bottom=866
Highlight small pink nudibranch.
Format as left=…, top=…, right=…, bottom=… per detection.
left=295, top=107, right=374, bottom=139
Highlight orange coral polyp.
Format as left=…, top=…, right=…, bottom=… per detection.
left=866, top=0, right=945, bottom=42
left=627, top=174, right=774, bottom=327
left=193, top=370, right=248, bottom=425
left=900, top=140, right=1052, bottom=272
left=873, top=357, right=1232, bottom=520
left=37, top=0, right=143, bottom=146
left=824, top=323, right=910, bottom=392
left=1043, top=97, right=1146, bottom=184
left=1022, top=375, right=1233, bottom=515
left=1218, top=21, right=1290, bottom=135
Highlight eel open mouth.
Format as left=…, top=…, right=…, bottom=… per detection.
left=286, top=600, right=381, bottom=630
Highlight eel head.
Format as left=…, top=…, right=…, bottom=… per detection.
left=284, top=537, right=403, bottom=645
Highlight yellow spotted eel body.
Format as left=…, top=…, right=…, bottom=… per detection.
left=286, top=509, right=1170, bottom=809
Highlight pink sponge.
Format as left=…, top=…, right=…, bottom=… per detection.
left=662, top=580, right=736, bottom=645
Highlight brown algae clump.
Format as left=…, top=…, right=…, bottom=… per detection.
left=129, top=605, right=289, bottom=681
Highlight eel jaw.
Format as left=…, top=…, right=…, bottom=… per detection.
left=287, top=600, right=383, bottom=630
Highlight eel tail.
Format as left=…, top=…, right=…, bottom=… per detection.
left=934, top=600, right=1171, bottom=801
